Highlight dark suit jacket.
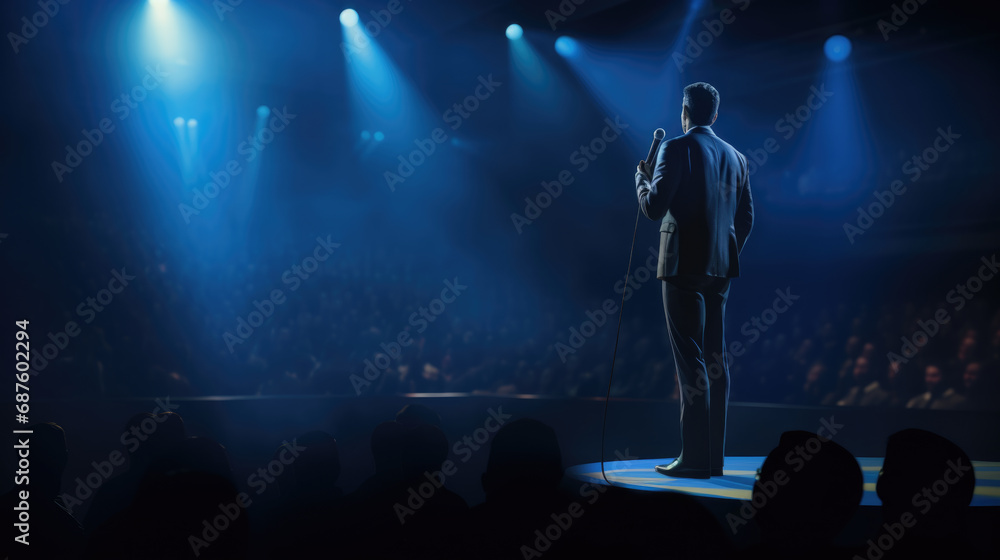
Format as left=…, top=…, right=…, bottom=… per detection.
left=635, top=126, right=753, bottom=279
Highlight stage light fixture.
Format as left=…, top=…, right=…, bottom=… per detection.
left=340, top=9, right=359, bottom=27
left=824, top=35, right=852, bottom=62
left=555, top=36, right=579, bottom=57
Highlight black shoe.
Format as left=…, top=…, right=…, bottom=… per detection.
left=654, top=459, right=710, bottom=479
left=711, top=467, right=723, bottom=476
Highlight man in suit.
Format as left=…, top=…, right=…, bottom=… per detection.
left=635, top=82, right=754, bottom=478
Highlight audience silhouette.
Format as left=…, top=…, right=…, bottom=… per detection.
left=4, top=410, right=994, bottom=559
left=874, top=428, right=986, bottom=559
left=742, top=430, right=863, bottom=559
left=84, top=411, right=186, bottom=533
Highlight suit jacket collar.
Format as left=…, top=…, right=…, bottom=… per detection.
left=687, top=125, right=716, bottom=136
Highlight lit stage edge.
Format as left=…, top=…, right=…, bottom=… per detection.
left=566, top=457, right=1000, bottom=507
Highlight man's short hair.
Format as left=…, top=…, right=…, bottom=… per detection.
left=683, top=82, right=720, bottom=126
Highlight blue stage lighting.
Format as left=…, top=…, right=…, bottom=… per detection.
left=340, top=9, right=359, bottom=27
left=506, top=24, right=523, bottom=40
left=140, top=0, right=209, bottom=93
left=373, top=131, right=385, bottom=141
left=555, top=37, right=579, bottom=58
left=361, top=130, right=371, bottom=140
left=173, top=117, right=185, bottom=127
left=186, top=118, right=197, bottom=128
left=824, top=35, right=852, bottom=62
left=257, top=106, right=270, bottom=119
left=144, top=0, right=181, bottom=60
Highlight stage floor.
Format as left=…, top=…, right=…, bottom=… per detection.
left=566, top=457, right=1000, bottom=507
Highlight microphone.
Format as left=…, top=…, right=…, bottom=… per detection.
left=643, top=128, right=666, bottom=175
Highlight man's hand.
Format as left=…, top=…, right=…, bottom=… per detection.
left=637, top=159, right=651, bottom=180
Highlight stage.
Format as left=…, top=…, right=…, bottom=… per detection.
left=567, top=456, right=1000, bottom=506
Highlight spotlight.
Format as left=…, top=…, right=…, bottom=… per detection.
left=361, top=130, right=371, bottom=140
left=187, top=118, right=197, bottom=128
left=824, top=35, right=851, bottom=62
left=149, top=0, right=169, bottom=7
left=506, top=24, right=523, bottom=40
left=173, top=117, right=185, bottom=127
left=257, top=105, right=270, bottom=119
left=373, top=131, right=385, bottom=141
left=340, top=9, right=359, bottom=27
left=554, top=36, right=579, bottom=57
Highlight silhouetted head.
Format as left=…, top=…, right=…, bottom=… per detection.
left=156, top=411, right=186, bottom=441
left=399, top=423, right=449, bottom=476
left=276, top=431, right=340, bottom=501
left=482, top=418, right=562, bottom=499
left=147, top=436, right=232, bottom=482
left=877, top=429, right=975, bottom=537
left=395, top=403, right=442, bottom=429
left=681, top=82, right=719, bottom=132
left=27, top=422, right=68, bottom=497
left=122, top=410, right=186, bottom=470
left=753, top=430, right=863, bottom=546
left=371, top=421, right=406, bottom=475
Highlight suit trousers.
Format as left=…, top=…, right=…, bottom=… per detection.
left=662, top=274, right=731, bottom=469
